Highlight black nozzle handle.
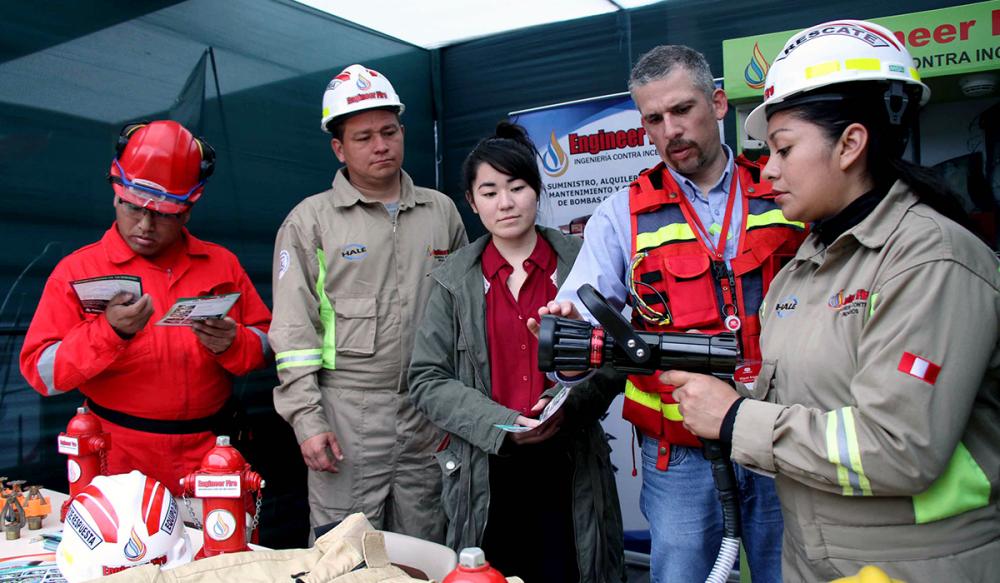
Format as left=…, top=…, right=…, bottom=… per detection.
left=578, top=284, right=650, bottom=364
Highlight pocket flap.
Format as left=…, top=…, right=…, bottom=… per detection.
left=663, top=254, right=710, bottom=279
left=334, top=297, right=376, bottom=318
left=434, top=448, right=461, bottom=476
left=742, top=359, right=777, bottom=400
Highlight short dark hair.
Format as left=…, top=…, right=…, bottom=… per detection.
left=629, top=45, right=716, bottom=100
left=462, top=122, right=542, bottom=197
left=327, top=107, right=402, bottom=141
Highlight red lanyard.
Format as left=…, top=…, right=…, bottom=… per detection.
left=677, top=171, right=740, bottom=261
left=676, top=171, right=743, bottom=332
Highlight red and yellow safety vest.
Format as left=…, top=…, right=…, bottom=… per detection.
left=622, top=155, right=806, bottom=469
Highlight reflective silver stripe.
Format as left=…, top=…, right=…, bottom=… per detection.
left=38, top=342, right=62, bottom=396
left=248, top=326, right=272, bottom=359
left=276, top=351, right=322, bottom=364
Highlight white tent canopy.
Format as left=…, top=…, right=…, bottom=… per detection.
left=297, top=0, right=664, bottom=49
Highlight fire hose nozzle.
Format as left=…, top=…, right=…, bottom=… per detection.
left=538, top=316, right=595, bottom=372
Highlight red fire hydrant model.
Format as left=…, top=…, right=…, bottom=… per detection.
left=443, top=548, right=507, bottom=583
left=179, top=435, right=264, bottom=559
left=57, top=406, right=110, bottom=520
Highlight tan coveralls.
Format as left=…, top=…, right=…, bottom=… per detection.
left=270, top=169, right=467, bottom=541
left=732, top=182, right=1000, bottom=581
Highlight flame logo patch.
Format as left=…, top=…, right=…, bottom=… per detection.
left=744, top=42, right=770, bottom=90
left=540, top=131, right=569, bottom=178
left=123, top=528, right=147, bottom=562
left=356, top=74, right=372, bottom=90
left=205, top=509, right=237, bottom=542
left=212, top=520, right=231, bottom=539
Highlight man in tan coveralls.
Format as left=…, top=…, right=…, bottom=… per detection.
left=269, top=64, right=467, bottom=541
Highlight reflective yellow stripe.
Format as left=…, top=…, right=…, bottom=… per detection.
left=662, top=403, right=683, bottom=421
left=909, top=67, right=921, bottom=81
left=805, top=60, right=841, bottom=79
left=913, top=441, right=991, bottom=523
left=322, top=107, right=330, bottom=118
left=867, top=292, right=879, bottom=320
left=316, top=249, right=336, bottom=369
left=841, top=408, right=873, bottom=496
left=825, top=408, right=872, bottom=496
left=625, top=381, right=684, bottom=421
left=275, top=349, right=323, bottom=371
left=746, top=208, right=804, bottom=230
left=825, top=410, right=854, bottom=496
left=845, top=58, right=880, bottom=71
left=636, top=222, right=697, bottom=251
left=625, top=380, right=660, bottom=411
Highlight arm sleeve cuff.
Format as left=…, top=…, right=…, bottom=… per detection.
left=95, top=314, right=131, bottom=352
left=719, top=397, right=745, bottom=444
left=730, top=399, right=784, bottom=475
left=549, top=370, right=595, bottom=386
left=292, top=411, right=334, bottom=446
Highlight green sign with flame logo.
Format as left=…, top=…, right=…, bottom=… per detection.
left=723, top=0, right=1000, bottom=102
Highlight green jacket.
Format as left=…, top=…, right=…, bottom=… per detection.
left=408, top=227, right=626, bottom=583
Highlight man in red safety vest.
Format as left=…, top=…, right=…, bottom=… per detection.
left=530, top=45, right=806, bottom=582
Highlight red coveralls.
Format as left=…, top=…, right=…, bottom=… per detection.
left=20, top=226, right=272, bottom=494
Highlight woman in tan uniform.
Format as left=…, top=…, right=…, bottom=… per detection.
left=666, top=20, right=1000, bottom=582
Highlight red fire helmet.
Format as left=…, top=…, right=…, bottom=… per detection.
left=108, top=120, right=215, bottom=214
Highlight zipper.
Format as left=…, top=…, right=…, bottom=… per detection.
left=447, top=284, right=493, bottom=544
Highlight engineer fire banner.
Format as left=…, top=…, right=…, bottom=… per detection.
left=511, top=93, right=661, bottom=234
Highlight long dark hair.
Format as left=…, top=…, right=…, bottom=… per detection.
left=462, top=122, right=542, bottom=197
left=773, top=81, right=973, bottom=230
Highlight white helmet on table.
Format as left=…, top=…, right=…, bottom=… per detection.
left=745, top=19, right=930, bottom=141
left=57, top=471, right=192, bottom=582
left=321, top=64, right=405, bottom=133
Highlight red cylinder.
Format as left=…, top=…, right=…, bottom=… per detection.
left=179, top=436, right=263, bottom=559
left=58, top=406, right=111, bottom=521
left=443, top=548, right=507, bottom=583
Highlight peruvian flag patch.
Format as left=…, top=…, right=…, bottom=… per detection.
left=898, top=352, right=941, bottom=384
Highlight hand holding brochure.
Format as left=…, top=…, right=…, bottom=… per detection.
left=70, top=275, right=143, bottom=313
left=494, top=384, right=572, bottom=433
left=156, top=292, right=241, bottom=327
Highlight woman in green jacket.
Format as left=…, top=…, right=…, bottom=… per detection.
left=408, top=122, right=625, bottom=583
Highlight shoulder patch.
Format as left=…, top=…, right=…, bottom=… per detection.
left=278, top=250, right=291, bottom=280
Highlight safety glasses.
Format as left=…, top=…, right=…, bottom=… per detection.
left=117, top=198, right=187, bottom=223
left=110, top=159, right=203, bottom=203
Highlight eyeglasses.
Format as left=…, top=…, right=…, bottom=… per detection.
left=110, top=159, right=203, bottom=203
left=117, top=198, right=186, bottom=223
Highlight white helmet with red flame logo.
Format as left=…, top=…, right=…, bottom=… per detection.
left=57, top=471, right=192, bottom=582
left=745, top=19, right=930, bottom=141
left=320, top=64, right=405, bottom=132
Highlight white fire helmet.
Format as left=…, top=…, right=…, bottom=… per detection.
left=745, top=19, right=930, bottom=141
left=57, top=471, right=192, bottom=582
left=320, top=64, right=405, bottom=133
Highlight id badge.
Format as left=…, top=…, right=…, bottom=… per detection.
left=734, top=359, right=762, bottom=386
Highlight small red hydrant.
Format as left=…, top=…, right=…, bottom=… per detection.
left=179, top=436, right=264, bottom=559
left=57, top=406, right=110, bottom=521
left=443, top=548, right=507, bottom=583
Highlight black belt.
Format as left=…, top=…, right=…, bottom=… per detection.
left=86, top=398, right=235, bottom=435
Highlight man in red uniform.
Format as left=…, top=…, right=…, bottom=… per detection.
left=20, top=120, right=272, bottom=494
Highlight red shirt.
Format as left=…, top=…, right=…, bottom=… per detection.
left=482, top=235, right=557, bottom=414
